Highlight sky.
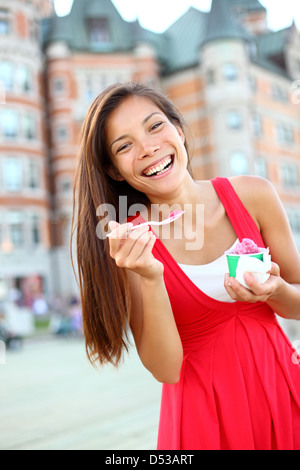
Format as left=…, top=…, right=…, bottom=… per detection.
left=53, top=0, right=300, bottom=33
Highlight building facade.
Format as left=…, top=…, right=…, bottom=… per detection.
left=1, top=0, right=300, bottom=306
left=0, top=0, right=54, bottom=305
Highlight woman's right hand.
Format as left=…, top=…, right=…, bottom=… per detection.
left=108, top=221, right=164, bottom=280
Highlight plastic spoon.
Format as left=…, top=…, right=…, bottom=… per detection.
left=107, top=210, right=185, bottom=238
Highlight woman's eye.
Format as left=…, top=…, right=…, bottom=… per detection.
left=150, top=121, right=163, bottom=131
left=117, top=143, right=130, bottom=153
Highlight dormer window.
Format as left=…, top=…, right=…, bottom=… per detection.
left=222, top=63, right=238, bottom=81
left=88, top=18, right=110, bottom=44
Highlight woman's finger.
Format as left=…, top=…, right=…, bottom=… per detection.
left=224, top=272, right=274, bottom=303
left=114, top=226, right=151, bottom=266
left=108, top=221, right=133, bottom=239
left=108, top=222, right=134, bottom=256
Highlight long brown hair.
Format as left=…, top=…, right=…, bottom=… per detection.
left=71, top=82, right=189, bottom=367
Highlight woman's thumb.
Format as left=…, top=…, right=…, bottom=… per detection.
left=108, top=220, right=120, bottom=232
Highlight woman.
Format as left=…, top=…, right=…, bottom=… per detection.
left=72, top=81, right=300, bottom=450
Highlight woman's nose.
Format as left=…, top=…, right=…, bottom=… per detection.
left=139, top=138, right=160, bottom=159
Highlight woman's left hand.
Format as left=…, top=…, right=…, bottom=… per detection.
left=224, top=262, right=282, bottom=303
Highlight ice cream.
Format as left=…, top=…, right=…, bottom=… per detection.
left=225, top=238, right=271, bottom=289
left=226, top=238, right=261, bottom=255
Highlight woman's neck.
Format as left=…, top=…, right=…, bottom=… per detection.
left=147, top=173, right=204, bottom=210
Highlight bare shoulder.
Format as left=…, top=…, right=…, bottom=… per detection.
left=228, top=175, right=278, bottom=230
left=228, top=175, right=277, bottom=204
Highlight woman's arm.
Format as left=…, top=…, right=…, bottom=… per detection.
left=108, top=221, right=183, bottom=383
left=225, top=176, right=300, bottom=319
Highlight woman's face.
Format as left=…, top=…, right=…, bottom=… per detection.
left=106, top=95, right=188, bottom=201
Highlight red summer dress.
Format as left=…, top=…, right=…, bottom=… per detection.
left=131, top=177, right=300, bottom=450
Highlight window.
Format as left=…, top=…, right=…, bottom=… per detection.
left=83, top=72, right=110, bottom=103
left=0, top=62, right=13, bottom=91
left=227, top=110, right=243, bottom=130
left=0, top=80, right=5, bottom=104
left=88, top=18, right=110, bottom=43
left=0, top=9, right=10, bottom=35
left=85, top=76, right=94, bottom=102
left=230, top=152, right=249, bottom=175
left=0, top=213, right=3, bottom=247
left=282, top=163, right=299, bottom=189
left=23, top=113, right=36, bottom=140
left=222, top=63, right=238, bottom=81
left=52, top=77, right=65, bottom=96
left=8, top=211, right=24, bottom=248
left=206, top=69, right=215, bottom=85
left=248, top=74, right=257, bottom=92
left=288, top=209, right=300, bottom=233
left=254, top=157, right=267, bottom=178
left=31, top=214, right=40, bottom=245
left=277, top=123, right=294, bottom=145
left=17, top=65, right=32, bottom=93
left=56, top=125, right=68, bottom=142
left=28, top=160, right=39, bottom=189
left=0, top=109, right=18, bottom=139
left=61, top=177, right=72, bottom=193
left=251, top=113, right=263, bottom=138
left=272, top=84, right=288, bottom=102
left=29, top=19, right=39, bottom=41
left=3, top=158, right=23, bottom=192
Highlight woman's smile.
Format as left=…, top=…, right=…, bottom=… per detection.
left=142, top=155, right=174, bottom=178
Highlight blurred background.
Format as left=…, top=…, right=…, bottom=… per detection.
left=0, top=0, right=300, bottom=450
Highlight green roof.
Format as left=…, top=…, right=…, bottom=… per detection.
left=42, top=0, right=167, bottom=57
left=44, top=0, right=132, bottom=51
left=229, top=0, right=266, bottom=12
left=162, top=7, right=208, bottom=73
left=253, top=26, right=293, bottom=77
left=202, top=0, right=251, bottom=47
left=40, top=0, right=292, bottom=79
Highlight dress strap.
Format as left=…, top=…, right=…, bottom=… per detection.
left=211, top=177, right=265, bottom=247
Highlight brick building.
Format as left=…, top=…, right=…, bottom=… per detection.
left=0, top=0, right=54, bottom=305
left=0, top=0, right=300, bottom=304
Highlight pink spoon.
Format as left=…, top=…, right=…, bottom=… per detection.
left=107, top=210, right=184, bottom=238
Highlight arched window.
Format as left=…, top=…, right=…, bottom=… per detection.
left=230, top=151, right=249, bottom=175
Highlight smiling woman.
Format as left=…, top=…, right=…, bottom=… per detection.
left=72, top=81, right=300, bottom=451
left=71, top=81, right=191, bottom=361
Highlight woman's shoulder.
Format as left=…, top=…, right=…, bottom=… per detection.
left=228, top=175, right=281, bottom=228
left=197, top=175, right=277, bottom=212
left=228, top=175, right=276, bottom=204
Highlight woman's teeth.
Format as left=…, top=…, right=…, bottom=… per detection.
left=144, top=156, right=173, bottom=177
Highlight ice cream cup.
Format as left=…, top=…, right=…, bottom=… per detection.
left=226, top=252, right=264, bottom=278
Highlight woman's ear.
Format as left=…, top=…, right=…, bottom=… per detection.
left=106, top=166, right=125, bottom=182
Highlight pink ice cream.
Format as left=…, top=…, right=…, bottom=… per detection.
left=227, top=238, right=261, bottom=255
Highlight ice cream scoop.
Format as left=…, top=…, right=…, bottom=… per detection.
left=227, top=238, right=260, bottom=255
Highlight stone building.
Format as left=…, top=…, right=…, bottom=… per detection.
left=0, top=0, right=300, bottom=313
